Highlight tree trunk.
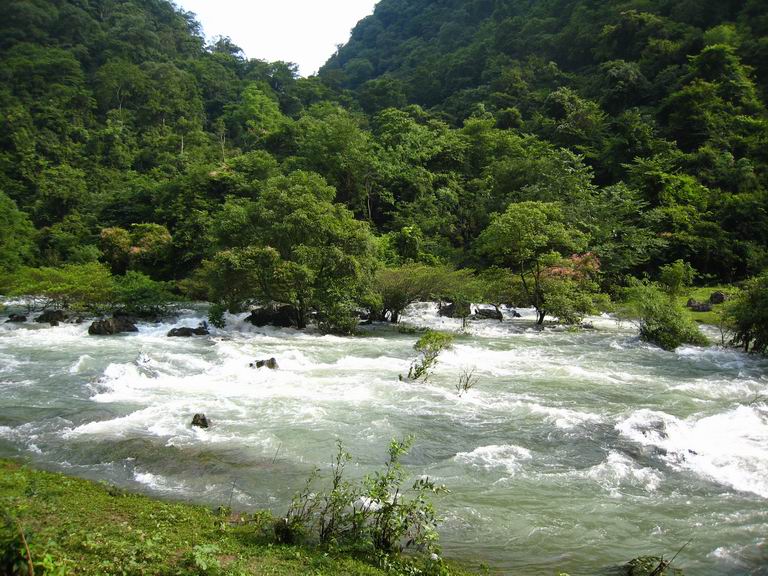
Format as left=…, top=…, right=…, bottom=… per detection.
left=536, top=310, right=546, bottom=325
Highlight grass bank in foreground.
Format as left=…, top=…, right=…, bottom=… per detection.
left=0, top=460, right=480, bottom=576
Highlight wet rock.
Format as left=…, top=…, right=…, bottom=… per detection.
left=35, top=310, right=67, bottom=325
left=167, top=323, right=209, bottom=337
left=88, top=317, right=139, bottom=335
left=250, top=358, right=278, bottom=369
left=709, top=291, right=729, bottom=305
left=6, top=314, right=26, bottom=323
left=191, top=413, right=209, bottom=429
left=509, top=309, right=522, bottom=318
left=438, top=302, right=456, bottom=318
left=246, top=304, right=298, bottom=328
left=472, top=306, right=503, bottom=321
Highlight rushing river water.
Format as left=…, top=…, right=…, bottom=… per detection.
left=1, top=303, right=767, bottom=575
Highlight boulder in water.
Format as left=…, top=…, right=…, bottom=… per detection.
left=191, top=413, right=209, bottom=429
left=35, top=310, right=67, bottom=325
left=6, top=314, right=26, bottom=323
left=509, top=309, right=522, bottom=318
left=88, top=317, right=139, bottom=335
left=472, top=306, right=503, bottom=321
left=167, top=324, right=209, bottom=337
left=250, top=358, right=278, bottom=369
left=438, top=302, right=456, bottom=318
left=246, top=304, right=298, bottom=328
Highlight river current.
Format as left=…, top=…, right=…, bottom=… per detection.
left=1, top=303, right=766, bottom=575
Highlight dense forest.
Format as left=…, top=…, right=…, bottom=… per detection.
left=1, top=0, right=767, bottom=349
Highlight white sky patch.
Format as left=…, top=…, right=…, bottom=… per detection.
left=175, top=0, right=378, bottom=76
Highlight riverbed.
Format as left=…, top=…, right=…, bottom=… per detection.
left=1, top=303, right=766, bottom=575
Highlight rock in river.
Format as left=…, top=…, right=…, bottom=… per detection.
left=167, top=324, right=209, bottom=337
left=191, top=413, right=209, bottom=429
left=88, top=317, right=139, bottom=335
left=250, top=358, right=278, bottom=369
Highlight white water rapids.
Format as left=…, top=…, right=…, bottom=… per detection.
left=1, top=303, right=767, bottom=575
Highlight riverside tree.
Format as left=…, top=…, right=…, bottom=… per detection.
left=478, top=201, right=602, bottom=324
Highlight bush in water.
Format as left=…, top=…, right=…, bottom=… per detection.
left=623, top=282, right=708, bottom=351
left=408, top=331, right=455, bottom=381
left=283, top=437, right=448, bottom=560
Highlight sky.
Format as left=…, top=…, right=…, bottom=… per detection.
left=175, top=0, right=379, bottom=76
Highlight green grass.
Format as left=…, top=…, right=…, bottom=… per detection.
left=676, top=285, right=734, bottom=326
left=0, top=460, right=481, bottom=576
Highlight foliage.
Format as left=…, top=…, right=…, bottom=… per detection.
left=658, top=260, right=695, bottom=298
left=0, top=459, right=470, bottom=576
left=623, top=282, right=708, bottom=351
left=285, top=438, right=448, bottom=558
left=726, top=274, right=768, bottom=354
left=113, top=271, right=176, bottom=318
left=2, top=263, right=115, bottom=312
left=0, top=191, right=36, bottom=272
left=407, top=331, right=455, bottom=381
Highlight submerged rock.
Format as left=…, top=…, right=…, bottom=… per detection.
left=88, top=317, right=139, bottom=335
left=250, top=358, right=278, bottom=369
left=191, top=413, right=209, bottom=429
left=246, top=304, right=298, bottom=328
left=167, top=324, right=209, bottom=337
left=35, top=310, right=67, bottom=325
left=6, top=314, right=27, bottom=323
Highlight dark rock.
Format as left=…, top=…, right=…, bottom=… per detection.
left=509, top=309, right=522, bottom=318
left=35, top=310, right=67, bottom=325
left=709, top=291, right=729, bottom=305
left=686, top=299, right=712, bottom=312
left=438, top=302, right=456, bottom=318
left=191, top=413, right=209, bottom=429
left=473, top=307, right=503, bottom=321
left=250, top=357, right=278, bottom=369
left=6, top=314, right=27, bottom=323
left=246, top=304, right=298, bottom=328
left=88, top=317, right=139, bottom=335
left=167, top=324, right=209, bottom=337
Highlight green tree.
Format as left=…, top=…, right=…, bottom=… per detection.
left=478, top=201, right=588, bottom=324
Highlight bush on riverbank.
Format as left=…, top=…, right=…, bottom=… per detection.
left=0, top=460, right=475, bottom=576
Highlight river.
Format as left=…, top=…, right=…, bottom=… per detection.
left=1, top=303, right=766, bottom=575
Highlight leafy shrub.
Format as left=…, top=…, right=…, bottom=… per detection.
left=285, top=438, right=447, bottom=557
left=624, top=282, right=708, bottom=350
left=407, top=331, right=455, bottom=380
left=726, top=274, right=768, bottom=354
left=113, top=271, right=176, bottom=318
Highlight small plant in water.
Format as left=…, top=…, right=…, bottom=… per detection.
left=284, top=437, right=448, bottom=559
left=407, top=331, right=454, bottom=381
left=455, top=367, right=479, bottom=396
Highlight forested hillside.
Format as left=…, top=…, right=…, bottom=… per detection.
left=1, top=0, right=767, bottom=340
left=321, top=0, right=768, bottom=276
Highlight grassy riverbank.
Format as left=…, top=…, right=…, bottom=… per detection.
left=0, top=460, right=480, bottom=576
